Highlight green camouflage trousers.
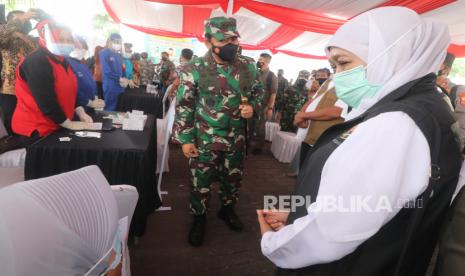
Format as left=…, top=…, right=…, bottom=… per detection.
left=280, top=107, right=297, bottom=133
left=189, top=148, right=244, bottom=215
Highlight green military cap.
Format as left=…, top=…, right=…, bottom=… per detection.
left=298, top=70, right=311, bottom=79
left=204, top=16, right=240, bottom=41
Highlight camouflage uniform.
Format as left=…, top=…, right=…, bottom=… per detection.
left=275, top=75, right=289, bottom=113
left=249, top=68, right=278, bottom=152
left=280, top=70, right=310, bottom=132
left=174, top=17, right=263, bottom=215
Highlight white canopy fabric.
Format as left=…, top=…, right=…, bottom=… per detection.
left=103, top=0, right=465, bottom=58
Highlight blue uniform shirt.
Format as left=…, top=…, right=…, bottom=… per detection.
left=100, top=48, right=124, bottom=111
left=67, top=57, right=97, bottom=107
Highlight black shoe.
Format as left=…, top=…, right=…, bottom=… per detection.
left=218, top=205, right=243, bottom=232
left=188, top=214, right=206, bottom=247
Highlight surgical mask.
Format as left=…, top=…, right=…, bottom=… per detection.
left=212, top=43, right=239, bottom=62
left=69, top=49, right=87, bottom=60
left=84, top=217, right=128, bottom=276
left=122, top=52, right=132, bottom=59
left=47, top=43, right=75, bottom=57
left=332, top=21, right=420, bottom=108
left=111, top=43, right=121, bottom=51
left=316, top=78, right=327, bottom=85
left=333, top=65, right=381, bottom=108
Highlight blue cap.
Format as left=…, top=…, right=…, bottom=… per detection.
left=109, top=33, right=121, bottom=41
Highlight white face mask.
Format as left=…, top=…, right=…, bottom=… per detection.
left=47, top=43, right=75, bottom=57
left=122, top=52, right=132, bottom=59
left=111, top=43, right=121, bottom=51
left=69, top=49, right=87, bottom=60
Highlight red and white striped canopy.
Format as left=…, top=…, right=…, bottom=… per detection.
left=103, top=0, right=465, bottom=59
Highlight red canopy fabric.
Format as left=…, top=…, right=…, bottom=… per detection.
left=103, top=0, right=465, bottom=59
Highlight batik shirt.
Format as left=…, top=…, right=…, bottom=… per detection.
left=0, top=19, right=37, bottom=94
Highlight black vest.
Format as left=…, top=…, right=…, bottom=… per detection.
left=278, top=74, right=462, bottom=276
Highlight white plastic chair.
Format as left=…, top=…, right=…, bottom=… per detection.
left=156, top=89, right=173, bottom=174
left=156, top=98, right=176, bottom=211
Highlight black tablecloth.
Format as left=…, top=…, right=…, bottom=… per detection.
left=117, top=87, right=164, bottom=118
left=25, top=114, right=161, bottom=237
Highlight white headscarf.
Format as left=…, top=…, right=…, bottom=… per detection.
left=326, top=7, right=450, bottom=119
left=0, top=166, right=118, bottom=276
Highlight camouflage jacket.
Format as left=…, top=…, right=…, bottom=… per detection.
left=275, top=76, right=289, bottom=112
left=284, top=84, right=308, bottom=114
left=174, top=50, right=263, bottom=151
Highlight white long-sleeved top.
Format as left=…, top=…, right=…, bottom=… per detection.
left=261, top=111, right=431, bottom=269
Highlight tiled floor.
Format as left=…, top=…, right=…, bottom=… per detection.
left=130, top=143, right=295, bottom=275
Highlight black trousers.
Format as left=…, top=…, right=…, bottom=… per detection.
left=0, top=93, right=17, bottom=135
left=0, top=131, right=40, bottom=155
left=96, top=81, right=104, bottom=100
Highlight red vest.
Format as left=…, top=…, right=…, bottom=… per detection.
left=12, top=53, right=77, bottom=137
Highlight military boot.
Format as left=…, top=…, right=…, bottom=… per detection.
left=218, top=205, right=243, bottom=232
left=188, top=214, right=206, bottom=247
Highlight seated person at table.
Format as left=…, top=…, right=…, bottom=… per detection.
left=100, top=33, right=126, bottom=111
left=11, top=20, right=94, bottom=144
left=66, top=36, right=105, bottom=112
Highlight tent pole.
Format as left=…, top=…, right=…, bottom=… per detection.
left=227, top=0, right=234, bottom=16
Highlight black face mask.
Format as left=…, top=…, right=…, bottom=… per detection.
left=212, top=43, right=239, bottom=62
left=256, top=61, right=264, bottom=70
left=296, top=79, right=307, bottom=88
left=316, top=78, right=327, bottom=85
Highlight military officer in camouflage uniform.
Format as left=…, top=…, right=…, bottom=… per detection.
left=279, top=70, right=310, bottom=132
left=275, top=69, right=289, bottom=121
left=173, top=17, right=263, bottom=247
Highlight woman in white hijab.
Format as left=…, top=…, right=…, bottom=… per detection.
left=0, top=166, right=121, bottom=276
left=257, top=7, right=462, bottom=276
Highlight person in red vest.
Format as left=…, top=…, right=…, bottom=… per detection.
left=11, top=20, right=94, bottom=146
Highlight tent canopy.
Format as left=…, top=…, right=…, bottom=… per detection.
left=103, top=0, right=465, bottom=59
